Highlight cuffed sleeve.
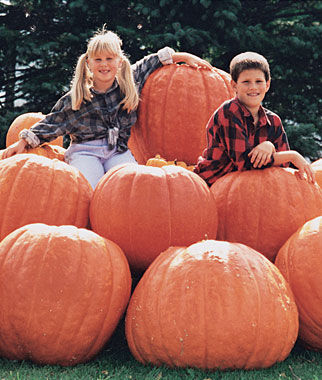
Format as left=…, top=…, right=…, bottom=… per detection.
left=19, top=129, right=41, bottom=148
left=157, top=47, right=175, bottom=65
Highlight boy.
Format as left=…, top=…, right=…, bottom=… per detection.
left=194, top=51, right=315, bottom=185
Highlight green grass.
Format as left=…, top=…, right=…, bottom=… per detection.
left=0, top=320, right=321, bottom=380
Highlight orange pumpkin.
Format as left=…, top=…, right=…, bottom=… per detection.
left=145, top=154, right=168, bottom=167
left=26, top=144, right=66, bottom=161
left=211, top=167, right=322, bottom=262
left=146, top=154, right=194, bottom=171
left=125, top=240, right=298, bottom=370
left=0, top=154, right=92, bottom=241
left=128, top=64, right=234, bottom=165
left=0, top=223, right=131, bottom=366
left=90, top=163, right=218, bottom=272
left=311, top=158, right=322, bottom=188
left=6, top=112, right=64, bottom=147
left=0, top=145, right=66, bottom=161
left=275, top=216, right=322, bottom=351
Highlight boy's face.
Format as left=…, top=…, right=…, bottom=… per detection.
left=231, top=69, right=270, bottom=113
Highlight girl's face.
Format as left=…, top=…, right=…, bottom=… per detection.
left=231, top=69, right=270, bottom=114
left=87, top=51, right=122, bottom=92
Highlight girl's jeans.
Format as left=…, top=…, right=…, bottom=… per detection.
left=64, top=138, right=137, bottom=189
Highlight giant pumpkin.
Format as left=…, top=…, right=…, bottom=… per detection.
left=311, top=158, right=322, bottom=188
left=125, top=240, right=299, bottom=370
left=275, top=216, right=322, bottom=351
left=210, top=167, right=322, bottom=262
left=0, top=154, right=92, bottom=241
left=128, top=64, right=234, bottom=165
left=0, top=223, right=131, bottom=366
left=6, top=112, right=64, bottom=148
left=90, top=163, right=218, bottom=272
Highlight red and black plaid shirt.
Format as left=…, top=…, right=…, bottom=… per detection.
left=194, top=97, right=290, bottom=186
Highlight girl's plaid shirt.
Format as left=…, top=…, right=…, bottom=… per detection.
left=19, top=48, right=174, bottom=153
left=194, top=97, right=290, bottom=186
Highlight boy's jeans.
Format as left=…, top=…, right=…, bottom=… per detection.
left=65, top=138, right=137, bottom=189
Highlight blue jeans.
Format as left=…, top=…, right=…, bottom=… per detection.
left=64, top=138, right=137, bottom=189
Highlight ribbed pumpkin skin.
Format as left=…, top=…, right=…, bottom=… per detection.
left=311, top=159, right=322, bottom=188
left=6, top=112, right=63, bottom=147
left=0, top=154, right=92, bottom=241
left=275, top=216, right=322, bottom=351
left=0, top=224, right=131, bottom=366
left=128, top=64, right=234, bottom=165
left=125, top=240, right=298, bottom=370
left=211, top=167, right=322, bottom=262
left=90, top=164, right=218, bottom=272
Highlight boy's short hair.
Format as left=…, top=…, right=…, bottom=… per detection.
left=230, top=52, right=271, bottom=82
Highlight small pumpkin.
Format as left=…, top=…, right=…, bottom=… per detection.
left=0, top=223, right=131, bottom=366
left=125, top=240, right=298, bottom=370
left=6, top=112, right=64, bottom=148
left=211, top=167, right=322, bottom=262
left=187, top=164, right=196, bottom=171
left=167, top=159, right=188, bottom=169
left=90, top=163, right=218, bottom=272
left=146, top=154, right=168, bottom=167
left=146, top=154, right=194, bottom=171
left=0, top=154, right=92, bottom=241
left=275, top=216, right=322, bottom=351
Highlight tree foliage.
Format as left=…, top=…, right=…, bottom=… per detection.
left=0, top=0, right=321, bottom=159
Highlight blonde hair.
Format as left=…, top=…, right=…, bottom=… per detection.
left=71, top=27, right=139, bottom=112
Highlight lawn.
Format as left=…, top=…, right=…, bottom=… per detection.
left=0, top=319, right=321, bottom=380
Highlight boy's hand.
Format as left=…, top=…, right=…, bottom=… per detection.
left=272, top=150, right=316, bottom=184
left=248, top=141, right=276, bottom=168
left=291, top=151, right=316, bottom=184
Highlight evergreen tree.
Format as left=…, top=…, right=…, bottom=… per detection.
left=0, top=0, right=321, bottom=159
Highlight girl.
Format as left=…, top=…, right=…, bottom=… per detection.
left=2, top=26, right=212, bottom=189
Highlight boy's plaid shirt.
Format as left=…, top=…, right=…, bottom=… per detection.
left=194, top=97, right=290, bottom=186
left=22, top=52, right=166, bottom=152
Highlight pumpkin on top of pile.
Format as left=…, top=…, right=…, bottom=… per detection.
left=128, top=63, right=234, bottom=165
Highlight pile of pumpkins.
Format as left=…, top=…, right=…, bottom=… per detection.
left=0, top=64, right=321, bottom=370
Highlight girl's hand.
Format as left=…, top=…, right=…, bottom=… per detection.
left=249, top=141, right=276, bottom=168
left=1, top=139, right=28, bottom=159
left=172, top=52, right=213, bottom=70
